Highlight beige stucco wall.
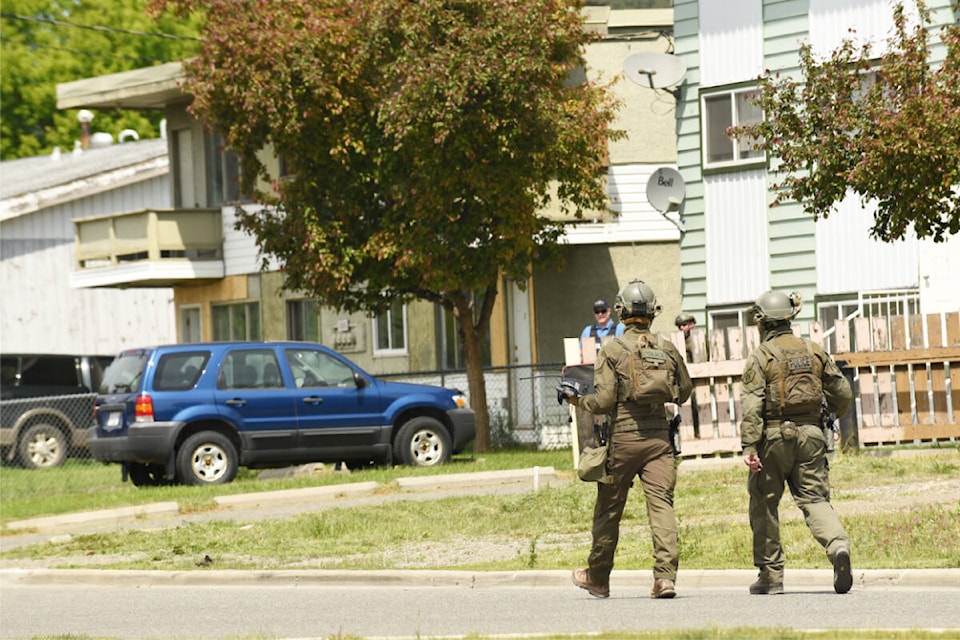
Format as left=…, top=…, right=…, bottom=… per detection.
left=534, top=241, right=681, bottom=364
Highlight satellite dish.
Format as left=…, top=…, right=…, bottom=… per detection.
left=623, top=52, right=687, bottom=89
left=646, top=167, right=686, bottom=213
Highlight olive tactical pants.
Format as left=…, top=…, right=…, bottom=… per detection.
left=748, top=423, right=850, bottom=582
left=587, top=430, right=678, bottom=584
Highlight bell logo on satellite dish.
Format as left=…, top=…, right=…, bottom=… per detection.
left=623, top=52, right=687, bottom=90
left=646, top=167, right=686, bottom=213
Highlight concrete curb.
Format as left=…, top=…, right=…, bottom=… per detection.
left=4, top=501, right=180, bottom=531
left=2, top=567, right=957, bottom=589
left=395, top=466, right=558, bottom=491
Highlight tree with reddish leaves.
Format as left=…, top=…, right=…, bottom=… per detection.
left=731, top=0, right=959, bottom=242
left=149, top=0, right=622, bottom=451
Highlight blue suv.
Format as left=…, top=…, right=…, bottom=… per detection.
left=89, top=342, right=476, bottom=486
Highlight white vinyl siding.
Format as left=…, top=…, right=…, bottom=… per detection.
left=563, top=164, right=682, bottom=245
left=698, top=0, right=762, bottom=87
left=704, top=169, right=769, bottom=306
left=809, top=0, right=917, bottom=58
left=0, top=174, right=175, bottom=354
left=815, top=196, right=919, bottom=295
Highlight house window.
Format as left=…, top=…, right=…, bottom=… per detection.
left=212, top=302, right=260, bottom=341
left=438, top=305, right=491, bottom=370
left=287, top=299, right=319, bottom=341
left=204, top=131, right=243, bottom=205
left=373, top=301, right=406, bottom=355
left=702, top=87, right=764, bottom=169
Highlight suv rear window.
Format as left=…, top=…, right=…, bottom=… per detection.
left=154, top=352, right=210, bottom=391
left=100, top=352, right=150, bottom=394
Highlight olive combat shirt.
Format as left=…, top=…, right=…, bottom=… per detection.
left=740, top=325, right=853, bottom=457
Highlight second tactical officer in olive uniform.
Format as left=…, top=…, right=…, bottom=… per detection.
left=564, top=280, right=693, bottom=599
left=740, top=291, right=854, bottom=595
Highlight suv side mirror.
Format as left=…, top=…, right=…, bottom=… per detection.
left=354, top=372, right=367, bottom=389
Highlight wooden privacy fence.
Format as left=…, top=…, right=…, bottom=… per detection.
left=564, top=311, right=960, bottom=459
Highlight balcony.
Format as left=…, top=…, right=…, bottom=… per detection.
left=71, top=208, right=225, bottom=288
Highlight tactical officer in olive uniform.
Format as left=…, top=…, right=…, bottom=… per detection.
left=740, top=290, right=854, bottom=595
left=674, top=312, right=701, bottom=437
left=564, top=280, right=693, bottom=599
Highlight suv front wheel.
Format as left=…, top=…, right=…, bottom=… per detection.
left=393, top=416, right=451, bottom=467
left=177, top=431, right=238, bottom=485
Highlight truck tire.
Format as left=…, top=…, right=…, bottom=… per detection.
left=393, top=416, right=451, bottom=467
left=17, top=422, right=68, bottom=469
left=176, top=431, right=238, bottom=485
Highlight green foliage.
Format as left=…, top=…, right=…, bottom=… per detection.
left=148, top=0, right=623, bottom=451
left=730, top=0, right=960, bottom=242
left=0, top=0, right=201, bottom=159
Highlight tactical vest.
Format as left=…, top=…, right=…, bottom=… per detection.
left=760, top=336, right=823, bottom=420
left=614, top=333, right=678, bottom=405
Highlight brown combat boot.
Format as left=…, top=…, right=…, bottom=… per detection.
left=749, top=578, right=784, bottom=594
left=650, top=578, right=676, bottom=599
left=833, top=548, right=852, bottom=594
left=571, top=568, right=609, bottom=598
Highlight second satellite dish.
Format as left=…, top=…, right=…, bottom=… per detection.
left=623, top=52, right=687, bottom=89
left=646, top=167, right=686, bottom=213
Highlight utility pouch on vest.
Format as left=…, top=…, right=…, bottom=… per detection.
left=577, top=445, right=614, bottom=484
left=781, top=420, right=798, bottom=440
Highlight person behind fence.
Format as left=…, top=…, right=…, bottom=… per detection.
left=561, top=279, right=692, bottom=599
left=674, top=312, right=701, bottom=437
left=674, top=313, right=696, bottom=361
left=581, top=299, right=624, bottom=353
left=739, top=290, right=854, bottom=596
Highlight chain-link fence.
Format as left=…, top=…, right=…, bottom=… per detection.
left=380, top=362, right=572, bottom=450
left=0, top=362, right=572, bottom=482
left=1, top=392, right=97, bottom=469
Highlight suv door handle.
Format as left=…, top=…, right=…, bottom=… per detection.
left=302, top=396, right=323, bottom=404
left=225, top=398, right=247, bottom=407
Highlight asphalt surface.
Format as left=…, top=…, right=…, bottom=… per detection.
left=3, top=459, right=959, bottom=592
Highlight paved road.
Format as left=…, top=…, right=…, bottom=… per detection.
left=3, top=569, right=959, bottom=639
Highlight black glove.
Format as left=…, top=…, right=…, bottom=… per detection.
left=556, top=380, right=581, bottom=405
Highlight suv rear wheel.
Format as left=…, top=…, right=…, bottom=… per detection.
left=393, top=416, right=451, bottom=467
left=176, top=431, right=238, bottom=485
left=125, top=462, right=169, bottom=487
left=18, top=422, right=68, bottom=469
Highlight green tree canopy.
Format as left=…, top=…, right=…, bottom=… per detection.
left=731, top=0, right=959, bottom=242
left=150, top=0, right=622, bottom=449
left=1, top=0, right=200, bottom=159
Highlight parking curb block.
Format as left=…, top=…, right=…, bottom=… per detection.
left=214, top=481, right=379, bottom=507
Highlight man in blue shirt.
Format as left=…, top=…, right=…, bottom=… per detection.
left=581, top=299, right=625, bottom=352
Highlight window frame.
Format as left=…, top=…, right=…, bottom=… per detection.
left=701, top=84, right=766, bottom=172
left=211, top=301, right=261, bottom=341
left=372, top=300, right=407, bottom=356
left=286, top=299, right=320, bottom=342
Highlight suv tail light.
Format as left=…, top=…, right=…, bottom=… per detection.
left=135, top=394, right=154, bottom=422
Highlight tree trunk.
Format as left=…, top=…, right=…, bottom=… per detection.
left=453, top=285, right=498, bottom=452
left=463, top=326, right=490, bottom=452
